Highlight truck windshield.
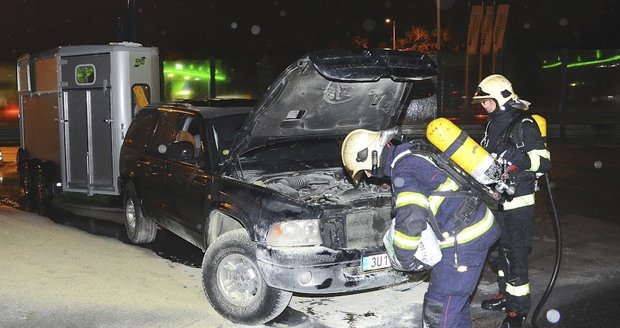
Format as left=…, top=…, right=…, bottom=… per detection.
left=209, top=114, right=248, bottom=161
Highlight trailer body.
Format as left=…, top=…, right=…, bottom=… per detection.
left=17, top=43, right=160, bottom=198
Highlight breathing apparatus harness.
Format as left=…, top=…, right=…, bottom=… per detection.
left=394, top=140, right=492, bottom=270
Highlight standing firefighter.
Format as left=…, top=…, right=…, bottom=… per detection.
left=341, top=129, right=500, bottom=328
left=472, top=74, right=552, bottom=328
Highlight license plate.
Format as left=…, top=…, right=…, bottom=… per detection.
left=361, top=253, right=391, bottom=272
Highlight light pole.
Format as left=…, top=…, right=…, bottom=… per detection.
left=385, top=18, right=396, bottom=50
left=436, top=0, right=441, bottom=51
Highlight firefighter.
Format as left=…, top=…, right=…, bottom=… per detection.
left=341, top=128, right=501, bottom=328
left=472, top=74, right=552, bottom=328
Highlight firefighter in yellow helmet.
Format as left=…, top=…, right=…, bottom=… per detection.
left=342, top=128, right=500, bottom=328
left=473, top=74, right=552, bottom=328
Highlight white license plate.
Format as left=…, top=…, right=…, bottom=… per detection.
left=361, top=253, right=391, bottom=271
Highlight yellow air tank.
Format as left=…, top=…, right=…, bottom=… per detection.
left=531, top=114, right=547, bottom=138
left=426, top=117, right=498, bottom=185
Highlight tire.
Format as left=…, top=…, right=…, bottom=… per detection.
left=18, top=161, right=33, bottom=211
left=123, top=183, right=157, bottom=243
left=33, top=173, right=50, bottom=217
left=202, top=229, right=292, bottom=325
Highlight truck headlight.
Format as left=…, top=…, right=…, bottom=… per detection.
left=266, top=219, right=321, bottom=247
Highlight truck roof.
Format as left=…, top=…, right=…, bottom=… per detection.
left=154, top=99, right=255, bottom=119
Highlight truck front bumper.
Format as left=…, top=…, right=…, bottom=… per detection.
left=255, top=244, right=412, bottom=294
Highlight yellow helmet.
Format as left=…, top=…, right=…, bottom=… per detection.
left=472, top=74, right=518, bottom=107
left=341, top=128, right=398, bottom=186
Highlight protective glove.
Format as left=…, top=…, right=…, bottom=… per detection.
left=499, top=145, right=528, bottom=168
left=383, top=221, right=440, bottom=272
left=506, top=169, right=536, bottom=185
left=400, top=256, right=433, bottom=272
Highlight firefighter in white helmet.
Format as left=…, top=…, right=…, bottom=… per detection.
left=342, top=128, right=500, bottom=328
left=473, top=74, right=552, bottom=328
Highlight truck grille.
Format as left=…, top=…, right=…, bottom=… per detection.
left=345, top=209, right=392, bottom=249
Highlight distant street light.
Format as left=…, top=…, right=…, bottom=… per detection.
left=385, top=18, right=396, bottom=50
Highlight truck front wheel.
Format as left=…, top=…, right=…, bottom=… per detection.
left=202, top=229, right=292, bottom=325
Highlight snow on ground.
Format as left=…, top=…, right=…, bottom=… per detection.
left=0, top=207, right=431, bottom=328
left=0, top=207, right=229, bottom=328
left=2, top=144, right=620, bottom=328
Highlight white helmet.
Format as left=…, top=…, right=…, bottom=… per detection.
left=341, top=127, right=399, bottom=186
left=472, top=74, right=519, bottom=108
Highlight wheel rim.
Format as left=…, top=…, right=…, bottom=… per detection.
left=216, top=253, right=262, bottom=307
left=37, top=179, right=45, bottom=201
left=125, top=198, right=137, bottom=234
left=35, top=175, right=47, bottom=214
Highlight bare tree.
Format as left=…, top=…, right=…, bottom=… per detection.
left=351, top=35, right=369, bottom=49
left=350, top=26, right=458, bottom=52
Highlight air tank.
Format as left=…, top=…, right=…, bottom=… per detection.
left=532, top=114, right=547, bottom=139
left=426, top=117, right=499, bottom=185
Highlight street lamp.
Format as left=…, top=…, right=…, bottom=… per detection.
left=385, top=18, right=396, bottom=50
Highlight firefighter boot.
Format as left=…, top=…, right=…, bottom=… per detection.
left=500, top=311, right=526, bottom=328
left=481, top=294, right=506, bottom=311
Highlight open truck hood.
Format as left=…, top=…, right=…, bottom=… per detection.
left=229, top=48, right=437, bottom=159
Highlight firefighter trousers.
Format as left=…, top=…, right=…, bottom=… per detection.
left=488, top=205, right=535, bottom=315
left=423, top=222, right=500, bottom=328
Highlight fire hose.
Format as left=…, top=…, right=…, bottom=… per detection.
left=528, top=173, right=562, bottom=327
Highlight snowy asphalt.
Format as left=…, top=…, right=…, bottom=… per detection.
left=1, top=144, right=619, bottom=328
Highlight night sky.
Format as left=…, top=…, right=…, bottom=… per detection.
left=1, top=0, right=619, bottom=62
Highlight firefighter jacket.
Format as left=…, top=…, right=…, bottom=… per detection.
left=481, top=106, right=552, bottom=210
left=382, top=143, right=496, bottom=269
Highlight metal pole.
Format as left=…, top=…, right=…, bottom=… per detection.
left=127, top=0, right=137, bottom=42
left=392, top=20, right=396, bottom=50
left=559, top=48, right=568, bottom=140
left=436, top=0, right=441, bottom=51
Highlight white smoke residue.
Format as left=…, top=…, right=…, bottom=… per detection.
left=404, top=96, right=436, bottom=123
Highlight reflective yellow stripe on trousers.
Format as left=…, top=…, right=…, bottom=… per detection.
left=506, top=282, right=530, bottom=297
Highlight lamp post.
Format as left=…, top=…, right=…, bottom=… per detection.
left=385, top=18, right=396, bottom=50
left=436, top=0, right=441, bottom=51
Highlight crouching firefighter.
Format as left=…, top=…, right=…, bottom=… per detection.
left=341, top=128, right=501, bottom=328
left=472, top=74, right=552, bottom=328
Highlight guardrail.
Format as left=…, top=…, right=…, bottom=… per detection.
left=1, top=124, right=619, bottom=146
left=401, top=123, right=620, bottom=144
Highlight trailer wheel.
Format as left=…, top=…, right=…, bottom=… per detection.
left=17, top=160, right=32, bottom=210
left=123, top=184, right=157, bottom=243
left=33, top=173, right=51, bottom=217
left=17, top=149, right=29, bottom=198
left=202, top=229, right=292, bottom=325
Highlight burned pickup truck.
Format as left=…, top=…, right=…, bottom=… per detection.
left=119, top=48, right=437, bottom=325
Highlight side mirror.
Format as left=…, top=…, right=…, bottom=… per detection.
left=167, top=141, right=194, bottom=161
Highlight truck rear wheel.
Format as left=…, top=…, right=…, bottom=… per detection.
left=123, top=184, right=157, bottom=243
left=202, top=229, right=292, bottom=325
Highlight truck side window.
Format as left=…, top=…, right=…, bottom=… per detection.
left=147, top=111, right=180, bottom=155
left=175, top=115, right=205, bottom=163
left=124, top=109, right=159, bottom=149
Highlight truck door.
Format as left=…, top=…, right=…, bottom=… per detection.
left=61, top=54, right=114, bottom=194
